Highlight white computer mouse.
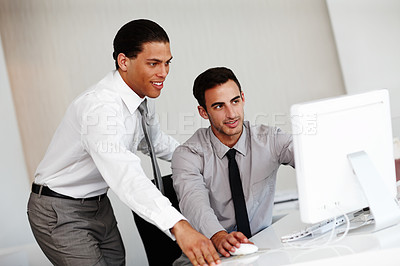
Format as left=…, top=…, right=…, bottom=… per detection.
left=229, top=243, right=259, bottom=256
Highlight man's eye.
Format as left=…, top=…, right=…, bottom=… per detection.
left=149, top=62, right=157, bottom=66
left=233, top=98, right=242, bottom=104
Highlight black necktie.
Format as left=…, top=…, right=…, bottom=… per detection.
left=226, top=149, right=251, bottom=238
left=138, top=99, right=164, bottom=195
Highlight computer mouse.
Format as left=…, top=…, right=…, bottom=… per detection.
left=229, top=243, right=259, bottom=256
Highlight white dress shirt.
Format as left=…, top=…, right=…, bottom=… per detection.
left=172, top=121, right=294, bottom=239
left=34, top=70, right=184, bottom=235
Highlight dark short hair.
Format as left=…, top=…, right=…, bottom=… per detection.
left=193, top=67, right=242, bottom=109
left=113, top=19, right=170, bottom=69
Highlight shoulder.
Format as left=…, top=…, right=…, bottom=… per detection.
left=176, top=128, right=210, bottom=152
left=246, top=121, right=292, bottom=144
left=246, top=121, right=277, bottom=138
left=173, top=128, right=211, bottom=159
left=79, top=72, right=120, bottom=103
left=72, top=72, right=123, bottom=115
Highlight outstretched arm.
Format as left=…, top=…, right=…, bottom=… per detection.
left=172, top=145, right=226, bottom=239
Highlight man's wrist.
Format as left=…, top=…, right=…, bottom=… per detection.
left=170, top=219, right=188, bottom=235
left=211, top=230, right=228, bottom=243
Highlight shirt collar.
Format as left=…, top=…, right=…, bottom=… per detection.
left=209, top=121, right=249, bottom=159
left=112, top=70, right=145, bottom=114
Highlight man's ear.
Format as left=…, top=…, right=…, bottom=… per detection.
left=241, top=91, right=245, bottom=104
left=197, top=106, right=209, bottom=120
left=117, top=53, right=129, bottom=71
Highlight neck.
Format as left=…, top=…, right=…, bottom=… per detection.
left=211, top=127, right=242, bottom=148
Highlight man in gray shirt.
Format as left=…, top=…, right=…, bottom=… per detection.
left=172, top=67, right=294, bottom=258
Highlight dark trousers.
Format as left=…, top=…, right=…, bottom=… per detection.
left=27, top=192, right=125, bottom=265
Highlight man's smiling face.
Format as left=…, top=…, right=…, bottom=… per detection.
left=118, top=41, right=172, bottom=98
left=198, top=79, right=245, bottom=147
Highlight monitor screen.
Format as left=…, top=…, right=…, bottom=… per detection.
left=291, top=89, right=398, bottom=227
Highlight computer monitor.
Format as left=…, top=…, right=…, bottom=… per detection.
left=291, top=89, right=400, bottom=231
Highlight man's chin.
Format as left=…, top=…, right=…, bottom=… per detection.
left=146, top=91, right=162, bottom=98
left=223, top=127, right=243, bottom=137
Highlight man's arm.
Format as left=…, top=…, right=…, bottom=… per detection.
left=172, top=145, right=225, bottom=239
left=81, top=103, right=182, bottom=235
left=172, top=144, right=251, bottom=258
left=274, top=128, right=295, bottom=167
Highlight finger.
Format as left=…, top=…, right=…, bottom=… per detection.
left=222, top=240, right=235, bottom=254
left=219, top=250, right=230, bottom=258
left=232, top=231, right=246, bottom=239
left=202, top=240, right=220, bottom=265
left=193, top=248, right=207, bottom=266
left=222, top=241, right=235, bottom=251
left=203, top=251, right=218, bottom=266
left=226, top=234, right=240, bottom=248
left=207, top=245, right=222, bottom=264
left=232, top=232, right=248, bottom=245
left=218, top=244, right=231, bottom=258
left=186, top=251, right=199, bottom=266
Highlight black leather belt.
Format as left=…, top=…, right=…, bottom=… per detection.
left=32, top=183, right=106, bottom=201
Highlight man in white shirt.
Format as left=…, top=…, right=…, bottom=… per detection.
left=27, top=19, right=220, bottom=266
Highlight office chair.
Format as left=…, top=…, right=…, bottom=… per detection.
left=133, top=174, right=182, bottom=266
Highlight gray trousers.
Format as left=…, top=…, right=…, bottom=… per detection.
left=27, top=192, right=125, bottom=265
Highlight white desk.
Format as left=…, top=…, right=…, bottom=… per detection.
left=220, top=210, right=400, bottom=266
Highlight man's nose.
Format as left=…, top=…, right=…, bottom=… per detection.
left=157, top=64, right=168, bottom=78
left=226, top=105, right=236, bottom=118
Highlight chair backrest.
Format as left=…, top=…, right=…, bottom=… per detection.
left=133, top=174, right=182, bottom=266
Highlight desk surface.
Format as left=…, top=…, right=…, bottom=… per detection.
left=220, top=210, right=400, bottom=266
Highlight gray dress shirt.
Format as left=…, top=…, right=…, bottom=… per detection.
left=171, top=121, right=294, bottom=239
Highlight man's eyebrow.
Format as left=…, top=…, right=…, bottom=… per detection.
left=146, top=56, right=173, bottom=62
left=210, top=102, right=224, bottom=108
left=210, top=95, right=241, bottom=108
left=231, top=95, right=241, bottom=102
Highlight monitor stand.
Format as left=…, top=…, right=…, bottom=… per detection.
left=348, top=151, right=400, bottom=232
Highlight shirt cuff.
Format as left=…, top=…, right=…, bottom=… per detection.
left=155, top=205, right=187, bottom=240
left=200, top=222, right=226, bottom=239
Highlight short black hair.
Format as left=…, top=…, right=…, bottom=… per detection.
left=113, top=19, right=170, bottom=69
left=193, top=67, right=242, bottom=109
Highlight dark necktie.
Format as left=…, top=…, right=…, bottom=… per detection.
left=226, top=149, right=252, bottom=238
left=138, top=99, right=164, bottom=195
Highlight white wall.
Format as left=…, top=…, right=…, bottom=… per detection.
left=0, top=35, right=51, bottom=265
left=327, top=0, right=400, bottom=138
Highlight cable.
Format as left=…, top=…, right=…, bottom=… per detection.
left=283, top=208, right=351, bottom=249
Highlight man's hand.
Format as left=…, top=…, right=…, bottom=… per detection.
left=210, top=231, right=252, bottom=257
left=171, top=220, right=221, bottom=266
